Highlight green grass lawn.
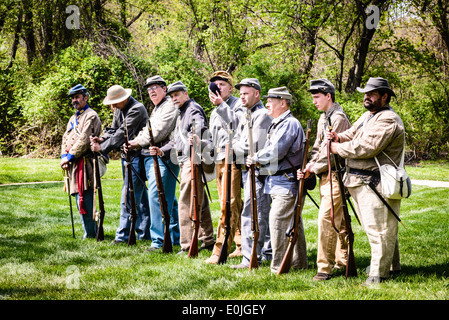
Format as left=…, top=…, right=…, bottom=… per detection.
left=0, top=158, right=448, bottom=304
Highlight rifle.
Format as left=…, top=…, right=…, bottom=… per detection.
left=328, top=117, right=357, bottom=278
left=278, top=119, right=312, bottom=275
left=64, top=169, right=76, bottom=238
left=92, top=127, right=106, bottom=242
left=247, top=110, right=259, bottom=270
left=148, top=119, right=173, bottom=253
left=218, top=123, right=233, bottom=264
left=124, top=118, right=138, bottom=246
left=188, top=119, right=200, bottom=258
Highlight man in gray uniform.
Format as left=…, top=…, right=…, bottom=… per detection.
left=328, top=77, right=404, bottom=286
left=247, top=87, right=308, bottom=273
left=165, top=81, right=215, bottom=254
left=229, top=78, right=273, bottom=269
left=206, top=71, right=244, bottom=263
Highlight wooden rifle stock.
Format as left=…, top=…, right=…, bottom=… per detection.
left=148, top=119, right=173, bottom=253
left=278, top=119, right=312, bottom=275
left=327, top=117, right=357, bottom=278
left=247, top=110, right=259, bottom=270
left=218, top=124, right=233, bottom=264
left=188, top=120, right=200, bottom=258
left=124, top=119, right=138, bottom=246
left=92, top=127, right=105, bottom=242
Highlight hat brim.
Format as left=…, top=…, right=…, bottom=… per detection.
left=210, top=76, right=231, bottom=84
left=143, top=81, right=166, bottom=88
left=356, top=85, right=396, bottom=97
left=102, top=88, right=132, bottom=105
left=235, top=83, right=261, bottom=91
left=262, top=94, right=291, bottom=100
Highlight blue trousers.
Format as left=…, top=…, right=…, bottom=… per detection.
left=144, top=156, right=180, bottom=248
left=240, top=170, right=272, bottom=266
left=115, top=156, right=151, bottom=242
left=75, top=189, right=97, bottom=239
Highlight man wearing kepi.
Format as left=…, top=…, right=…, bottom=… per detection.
left=301, top=79, right=352, bottom=281
left=247, top=87, right=308, bottom=273
left=90, top=85, right=150, bottom=244
left=230, top=78, right=273, bottom=269
left=61, top=84, right=102, bottom=238
left=328, top=77, right=404, bottom=286
left=206, top=71, right=244, bottom=264
left=165, top=81, right=215, bottom=254
left=127, top=75, right=180, bottom=251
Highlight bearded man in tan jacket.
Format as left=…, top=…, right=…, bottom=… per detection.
left=328, top=77, right=404, bottom=286
left=61, top=84, right=102, bottom=238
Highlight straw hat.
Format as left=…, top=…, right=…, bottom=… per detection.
left=102, top=85, right=132, bottom=105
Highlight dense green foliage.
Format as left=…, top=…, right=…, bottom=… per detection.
left=0, top=159, right=448, bottom=301
left=0, top=0, right=448, bottom=159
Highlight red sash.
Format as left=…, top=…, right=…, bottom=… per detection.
left=76, top=157, right=87, bottom=215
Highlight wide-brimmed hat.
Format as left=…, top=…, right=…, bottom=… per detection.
left=102, top=85, right=132, bottom=105
left=263, top=86, right=292, bottom=101
left=166, top=81, right=188, bottom=95
left=235, top=78, right=261, bottom=92
left=308, top=78, right=335, bottom=95
left=68, top=84, right=88, bottom=97
left=143, top=75, right=167, bottom=88
left=210, top=71, right=233, bottom=86
left=356, top=77, right=396, bottom=97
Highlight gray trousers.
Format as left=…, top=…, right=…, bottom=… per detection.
left=240, top=170, right=271, bottom=266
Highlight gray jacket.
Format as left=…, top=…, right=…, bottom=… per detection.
left=231, top=100, right=273, bottom=168
left=209, top=95, right=244, bottom=161
left=167, top=99, right=212, bottom=164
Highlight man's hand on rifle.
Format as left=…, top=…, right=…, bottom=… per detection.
left=90, top=136, right=103, bottom=153
left=297, top=163, right=313, bottom=180
left=60, top=157, right=69, bottom=170
left=189, top=134, right=200, bottom=146
left=125, top=139, right=141, bottom=152
left=149, top=146, right=163, bottom=157
left=245, top=155, right=259, bottom=167
left=325, top=131, right=339, bottom=154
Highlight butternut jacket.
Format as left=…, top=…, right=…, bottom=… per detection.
left=336, top=105, right=405, bottom=187
left=61, top=106, right=102, bottom=194
left=309, top=102, right=352, bottom=175
left=134, top=97, right=177, bottom=160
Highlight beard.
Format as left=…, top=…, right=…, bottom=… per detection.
left=364, top=98, right=381, bottom=111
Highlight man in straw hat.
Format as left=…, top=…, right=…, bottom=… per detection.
left=90, top=84, right=150, bottom=244
left=327, top=77, right=404, bottom=286
left=229, top=78, right=273, bottom=269
left=61, top=84, right=102, bottom=238
left=127, top=75, right=180, bottom=251
left=205, top=71, right=244, bottom=264
left=164, top=81, right=215, bottom=254
left=299, top=78, right=352, bottom=281
left=246, top=86, right=308, bottom=273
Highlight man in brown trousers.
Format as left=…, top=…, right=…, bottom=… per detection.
left=300, top=79, right=352, bottom=281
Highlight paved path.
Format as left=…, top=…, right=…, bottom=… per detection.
left=411, top=180, right=449, bottom=188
